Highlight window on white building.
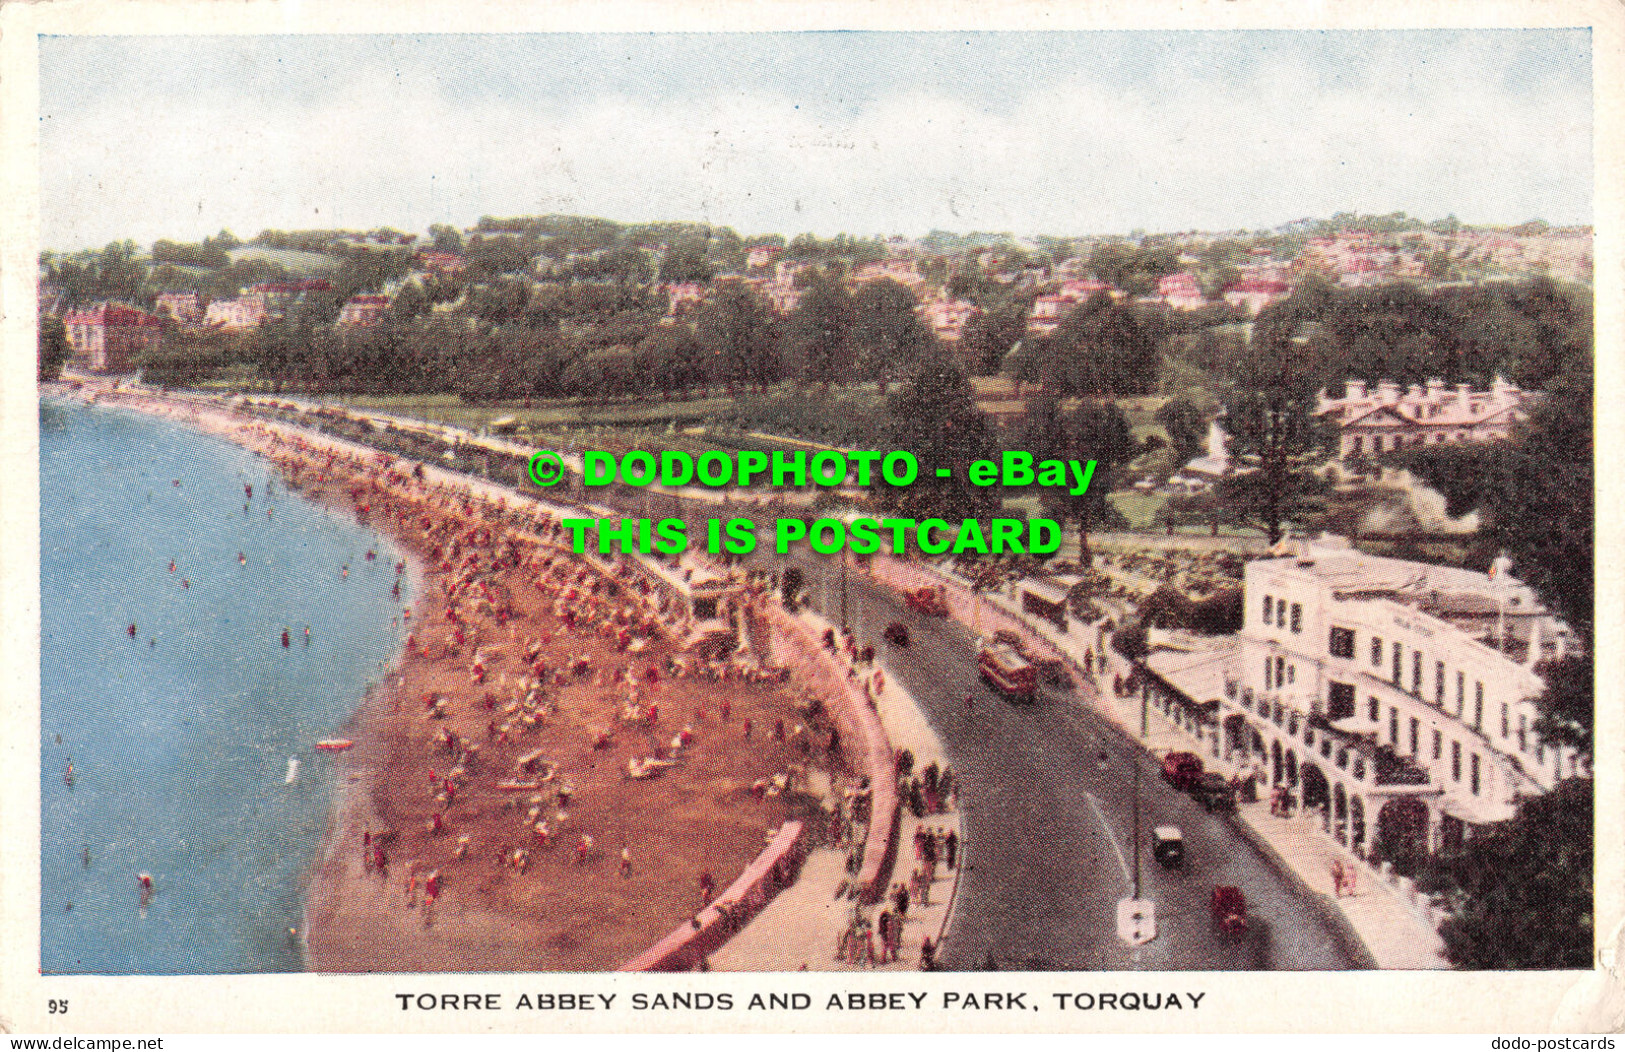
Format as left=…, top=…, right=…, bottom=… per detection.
left=1451, top=740, right=1462, bottom=781
left=1433, top=729, right=1442, bottom=760
left=1411, top=652, right=1422, bottom=695
left=1290, top=603, right=1302, bottom=634
left=1518, top=715, right=1528, bottom=753
left=1389, top=707, right=1399, bottom=746
left=1262, top=595, right=1273, bottom=624
left=1409, top=717, right=1419, bottom=756
left=1264, top=656, right=1272, bottom=690
left=1287, top=664, right=1295, bottom=684
left=1456, top=671, right=1465, bottom=715
left=1329, top=626, right=1355, bottom=659
left=1435, top=661, right=1445, bottom=706
left=1277, top=602, right=1286, bottom=629
left=1392, top=642, right=1402, bottom=686
left=1371, top=636, right=1383, bottom=667
left=1368, top=697, right=1379, bottom=722
left=1474, top=683, right=1484, bottom=731
left=1471, top=753, right=1481, bottom=796
left=1275, top=656, right=1285, bottom=689
left=1500, top=703, right=1509, bottom=739
left=1327, top=682, right=1355, bottom=720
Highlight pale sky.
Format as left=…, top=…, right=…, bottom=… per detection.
left=39, top=30, right=1592, bottom=251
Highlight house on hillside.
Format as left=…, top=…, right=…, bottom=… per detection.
left=155, top=291, right=203, bottom=326
left=1157, top=272, right=1207, bottom=311
left=62, top=302, right=164, bottom=372
left=337, top=294, right=391, bottom=327
left=1222, top=278, right=1291, bottom=316
left=1316, top=377, right=1540, bottom=460
left=204, top=293, right=270, bottom=330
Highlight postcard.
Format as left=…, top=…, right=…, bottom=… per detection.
left=1, top=0, right=1619, bottom=1037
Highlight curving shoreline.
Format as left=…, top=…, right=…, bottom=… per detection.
left=43, top=381, right=851, bottom=972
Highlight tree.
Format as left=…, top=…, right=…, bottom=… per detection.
left=429, top=223, right=464, bottom=253
left=694, top=282, right=778, bottom=391
left=883, top=350, right=996, bottom=523
left=781, top=274, right=852, bottom=388
left=1155, top=397, right=1208, bottom=463
left=1044, top=293, right=1158, bottom=397
left=1026, top=393, right=1134, bottom=564
left=1217, top=288, right=1338, bottom=544
left=960, top=297, right=1030, bottom=375
left=37, top=314, right=71, bottom=381
left=1424, top=777, right=1592, bottom=969
left=1215, top=374, right=1334, bottom=544
left=849, top=279, right=934, bottom=391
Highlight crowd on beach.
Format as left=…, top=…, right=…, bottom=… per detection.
left=224, top=419, right=853, bottom=967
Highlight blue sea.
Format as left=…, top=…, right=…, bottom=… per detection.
left=39, top=400, right=408, bottom=974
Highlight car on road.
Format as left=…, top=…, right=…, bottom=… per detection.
left=1160, top=751, right=1205, bottom=792
left=1152, top=825, right=1184, bottom=869
left=1189, top=772, right=1238, bottom=813
left=978, top=643, right=1037, bottom=701
left=1210, top=885, right=1248, bottom=937
left=905, top=586, right=949, bottom=617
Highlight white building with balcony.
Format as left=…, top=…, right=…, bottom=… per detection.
left=1140, top=535, right=1580, bottom=865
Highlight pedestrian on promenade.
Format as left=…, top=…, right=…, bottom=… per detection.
left=892, top=882, right=909, bottom=920
left=945, top=829, right=958, bottom=870
left=877, top=909, right=893, bottom=964
left=620, top=847, right=633, bottom=879
left=920, top=936, right=936, bottom=972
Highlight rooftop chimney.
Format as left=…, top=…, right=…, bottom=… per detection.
left=1378, top=381, right=1401, bottom=404
left=1345, top=379, right=1367, bottom=401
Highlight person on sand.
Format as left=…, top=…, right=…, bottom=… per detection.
left=620, top=848, right=633, bottom=879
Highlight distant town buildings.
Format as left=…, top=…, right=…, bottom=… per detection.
left=155, top=291, right=203, bottom=325
left=62, top=302, right=164, bottom=372
left=1222, top=277, right=1292, bottom=316
left=337, top=294, right=391, bottom=327
left=203, top=293, right=270, bottom=330
left=1316, top=377, right=1540, bottom=460
left=1157, top=272, right=1207, bottom=311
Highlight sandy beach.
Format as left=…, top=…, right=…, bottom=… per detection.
left=49, top=384, right=852, bottom=971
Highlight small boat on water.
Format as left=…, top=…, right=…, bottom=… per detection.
left=285, top=757, right=300, bottom=783
left=314, top=739, right=354, bottom=751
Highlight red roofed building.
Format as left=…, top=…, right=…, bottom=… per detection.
left=337, top=294, right=391, bottom=327
left=62, top=302, right=164, bottom=372
left=1222, top=278, right=1291, bottom=316
left=1157, top=272, right=1207, bottom=311
left=415, top=251, right=468, bottom=276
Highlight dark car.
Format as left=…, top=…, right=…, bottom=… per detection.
left=883, top=622, right=910, bottom=647
left=1190, top=772, right=1238, bottom=813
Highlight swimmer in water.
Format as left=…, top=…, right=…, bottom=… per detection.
left=181, top=578, right=189, bottom=589
left=304, top=626, right=311, bottom=645
left=239, top=552, right=247, bottom=566
left=168, top=560, right=176, bottom=573
left=282, top=629, right=291, bottom=648
left=342, top=565, right=349, bottom=579
left=127, top=623, right=137, bottom=638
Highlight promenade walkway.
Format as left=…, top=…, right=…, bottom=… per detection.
left=711, top=609, right=959, bottom=972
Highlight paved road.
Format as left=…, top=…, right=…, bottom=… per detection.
left=789, top=555, right=1361, bottom=971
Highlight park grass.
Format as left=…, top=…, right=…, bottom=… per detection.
left=1108, top=490, right=1168, bottom=531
